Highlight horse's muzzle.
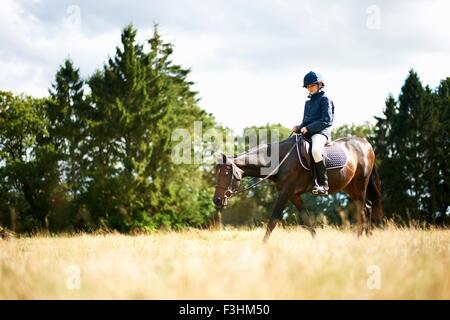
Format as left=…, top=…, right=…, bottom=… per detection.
left=213, top=196, right=228, bottom=208
left=213, top=196, right=222, bottom=206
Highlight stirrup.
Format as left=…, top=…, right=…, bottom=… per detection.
left=312, top=185, right=329, bottom=195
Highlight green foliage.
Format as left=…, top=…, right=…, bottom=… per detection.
left=0, top=24, right=217, bottom=232
left=332, top=121, right=374, bottom=139
left=0, top=92, right=58, bottom=230
left=373, top=70, right=449, bottom=225
left=82, top=24, right=217, bottom=231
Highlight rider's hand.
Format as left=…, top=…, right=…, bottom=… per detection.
left=300, top=127, right=308, bottom=135
left=292, top=125, right=300, bottom=133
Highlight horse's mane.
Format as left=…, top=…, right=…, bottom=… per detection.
left=233, top=135, right=295, bottom=167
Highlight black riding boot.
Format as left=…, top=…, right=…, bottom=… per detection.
left=312, top=159, right=329, bottom=195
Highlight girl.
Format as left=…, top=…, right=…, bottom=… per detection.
left=293, top=71, right=335, bottom=195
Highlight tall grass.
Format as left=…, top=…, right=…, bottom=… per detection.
left=1, top=226, right=449, bottom=299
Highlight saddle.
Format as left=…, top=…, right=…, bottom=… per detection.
left=296, top=136, right=348, bottom=171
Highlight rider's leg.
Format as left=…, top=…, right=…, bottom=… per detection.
left=311, top=134, right=329, bottom=195
left=311, top=134, right=327, bottom=162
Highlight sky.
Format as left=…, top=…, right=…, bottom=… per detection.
left=1, top=0, right=449, bottom=134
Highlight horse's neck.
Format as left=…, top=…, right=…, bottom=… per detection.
left=233, top=163, right=266, bottom=178
left=232, top=140, right=289, bottom=178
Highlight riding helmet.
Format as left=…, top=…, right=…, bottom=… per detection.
left=303, top=71, right=324, bottom=88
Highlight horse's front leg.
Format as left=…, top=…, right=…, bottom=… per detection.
left=290, top=194, right=316, bottom=238
left=263, top=189, right=292, bottom=243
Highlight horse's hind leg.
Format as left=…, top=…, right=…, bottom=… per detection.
left=364, top=200, right=373, bottom=236
left=345, top=184, right=370, bottom=237
left=290, top=194, right=316, bottom=238
left=354, top=199, right=367, bottom=237
left=354, top=198, right=374, bottom=236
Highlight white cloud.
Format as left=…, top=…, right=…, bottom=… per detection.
left=1, top=0, right=449, bottom=133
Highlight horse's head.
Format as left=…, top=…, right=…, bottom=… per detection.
left=213, top=153, right=244, bottom=208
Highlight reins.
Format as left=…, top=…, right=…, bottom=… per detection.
left=230, top=132, right=299, bottom=197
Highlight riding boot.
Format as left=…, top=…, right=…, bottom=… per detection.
left=312, top=159, right=329, bottom=195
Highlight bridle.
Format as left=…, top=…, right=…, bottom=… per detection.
left=214, top=165, right=240, bottom=199
left=215, top=132, right=301, bottom=201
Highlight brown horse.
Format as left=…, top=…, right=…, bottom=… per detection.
left=213, top=134, right=383, bottom=242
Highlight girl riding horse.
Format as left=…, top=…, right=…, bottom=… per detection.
left=293, top=71, right=334, bottom=195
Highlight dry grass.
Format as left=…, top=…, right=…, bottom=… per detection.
left=1, top=226, right=449, bottom=299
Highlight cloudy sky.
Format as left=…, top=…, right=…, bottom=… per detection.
left=1, top=0, right=449, bottom=133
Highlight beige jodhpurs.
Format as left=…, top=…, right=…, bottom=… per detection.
left=311, top=134, right=328, bottom=162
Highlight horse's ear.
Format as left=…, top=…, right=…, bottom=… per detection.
left=216, top=153, right=227, bottom=164
left=222, top=153, right=228, bottom=164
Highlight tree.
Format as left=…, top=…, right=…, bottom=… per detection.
left=0, top=92, right=58, bottom=230
left=373, top=70, right=449, bottom=225
left=84, top=24, right=217, bottom=231
left=47, top=59, right=90, bottom=229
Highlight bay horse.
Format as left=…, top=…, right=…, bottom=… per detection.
left=213, top=134, right=383, bottom=243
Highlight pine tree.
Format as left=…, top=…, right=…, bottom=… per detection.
left=86, top=24, right=216, bottom=230
left=373, top=70, right=449, bottom=225
left=432, top=78, right=450, bottom=224
left=47, top=59, right=89, bottom=228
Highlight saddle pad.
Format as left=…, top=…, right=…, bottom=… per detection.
left=296, top=139, right=348, bottom=171
left=322, top=143, right=347, bottom=169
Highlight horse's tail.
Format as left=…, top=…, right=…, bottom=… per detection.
left=366, top=163, right=384, bottom=223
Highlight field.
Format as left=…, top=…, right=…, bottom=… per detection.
left=1, top=226, right=449, bottom=299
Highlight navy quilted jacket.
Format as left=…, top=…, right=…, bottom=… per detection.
left=300, top=90, right=334, bottom=139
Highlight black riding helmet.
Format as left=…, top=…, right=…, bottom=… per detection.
left=303, top=71, right=325, bottom=88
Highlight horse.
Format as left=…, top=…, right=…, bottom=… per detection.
left=213, top=133, right=383, bottom=243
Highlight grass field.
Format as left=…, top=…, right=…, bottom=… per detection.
left=1, top=225, right=449, bottom=299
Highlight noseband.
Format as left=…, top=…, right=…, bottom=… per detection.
left=215, top=162, right=242, bottom=200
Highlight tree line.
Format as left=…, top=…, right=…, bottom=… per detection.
left=0, top=25, right=448, bottom=233
left=0, top=24, right=217, bottom=232
left=372, top=70, right=449, bottom=225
